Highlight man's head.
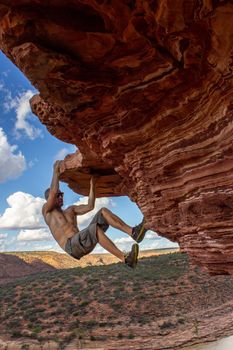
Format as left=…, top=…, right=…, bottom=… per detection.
left=44, top=188, right=64, bottom=208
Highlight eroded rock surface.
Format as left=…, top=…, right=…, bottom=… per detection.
left=0, top=0, right=233, bottom=274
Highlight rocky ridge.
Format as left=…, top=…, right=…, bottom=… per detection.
left=0, top=1, right=233, bottom=274
left=0, top=249, right=178, bottom=284
left=0, top=253, right=54, bottom=284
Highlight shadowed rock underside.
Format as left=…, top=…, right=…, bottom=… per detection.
left=0, top=0, right=233, bottom=274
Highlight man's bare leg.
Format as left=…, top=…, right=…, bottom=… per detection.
left=101, top=208, right=132, bottom=235
left=96, top=226, right=125, bottom=262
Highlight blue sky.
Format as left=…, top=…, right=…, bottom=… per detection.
left=0, top=51, right=178, bottom=254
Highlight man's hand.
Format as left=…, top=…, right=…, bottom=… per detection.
left=43, top=161, right=62, bottom=214
left=53, top=161, right=61, bottom=175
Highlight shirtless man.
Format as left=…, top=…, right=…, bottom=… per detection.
left=42, top=161, right=148, bottom=268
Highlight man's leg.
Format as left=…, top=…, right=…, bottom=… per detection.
left=96, top=226, right=139, bottom=268
left=96, top=226, right=125, bottom=261
left=101, top=208, right=132, bottom=235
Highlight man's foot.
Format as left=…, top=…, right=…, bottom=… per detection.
left=124, top=243, right=139, bottom=269
left=132, top=218, right=147, bottom=243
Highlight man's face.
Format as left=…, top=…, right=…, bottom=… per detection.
left=56, top=191, right=64, bottom=207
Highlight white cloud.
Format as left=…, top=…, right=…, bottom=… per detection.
left=3, top=88, right=42, bottom=140
left=110, top=230, right=178, bottom=253
left=0, top=190, right=115, bottom=232
left=54, top=147, right=76, bottom=161
left=0, top=240, right=5, bottom=251
left=0, top=128, right=26, bottom=183
left=73, top=197, right=116, bottom=229
left=2, top=71, right=10, bottom=78
left=145, top=231, right=161, bottom=240
left=140, top=237, right=179, bottom=251
left=15, top=240, right=58, bottom=252
left=0, top=192, right=45, bottom=230
left=28, top=158, right=38, bottom=168
left=17, top=228, right=52, bottom=241
left=0, top=79, right=12, bottom=103
left=114, top=236, right=133, bottom=244
left=0, top=233, right=7, bottom=252
left=34, top=243, right=60, bottom=251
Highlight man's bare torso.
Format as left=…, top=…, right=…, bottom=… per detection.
left=43, top=206, right=79, bottom=250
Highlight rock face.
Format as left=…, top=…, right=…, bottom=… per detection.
left=0, top=0, right=233, bottom=274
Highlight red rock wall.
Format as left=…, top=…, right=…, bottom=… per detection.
left=1, top=0, right=233, bottom=274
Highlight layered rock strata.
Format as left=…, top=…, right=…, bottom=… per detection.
left=0, top=0, right=233, bottom=274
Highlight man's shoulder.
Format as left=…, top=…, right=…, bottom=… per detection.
left=42, top=202, right=55, bottom=216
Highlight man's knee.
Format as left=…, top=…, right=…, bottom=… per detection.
left=100, top=207, right=110, bottom=216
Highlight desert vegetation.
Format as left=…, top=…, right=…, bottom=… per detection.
left=1, top=252, right=233, bottom=349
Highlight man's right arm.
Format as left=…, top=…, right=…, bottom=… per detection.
left=42, top=161, right=61, bottom=215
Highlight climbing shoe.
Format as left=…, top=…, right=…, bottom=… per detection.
left=124, top=243, right=139, bottom=269
left=132, top=218, right=147, bottom=243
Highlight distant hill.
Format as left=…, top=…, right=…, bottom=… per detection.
left=1, top=248, right=178, bottom=284
left=4, top=248, right=178, bottom=268
left=0, top=253, right=55, bottom=285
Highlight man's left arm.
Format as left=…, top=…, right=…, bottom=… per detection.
left=69, top=176, right=97, bottom=215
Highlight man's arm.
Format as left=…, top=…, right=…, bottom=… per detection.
left=69, top=176, right=97, bottom=215
left=42, top=161, right=61, bottom=215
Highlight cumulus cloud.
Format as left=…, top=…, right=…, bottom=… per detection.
left=140, top=235, right=179, bottom=251
left=54, top=146, right=76, bottom=161
left=74, top=197, right=116, bottom=229
left=114, top=236, right=133, bottom=244
left=0, top=128, right=26, bottom=183
left=28, top=158, right=38, bottom=168
left=17, top=228, right=52, bottom=241
left=0, top=190, right=115, bottom=232
left=0, top=233, right=8, bottom=252
left=3, top=88, right=42, bottom=140
left=0, top=240, right=5, bottom=251
left=145, top=231, right=161, bottom=240
left=33, top=243, right=61, bottom=252
left=0, top=192, right=46, bottom=230
left=111, top=230, right=178, bottom=253
left=0, top=79, right=12, bottom=105
left=16, top=240, right=58, bottom=252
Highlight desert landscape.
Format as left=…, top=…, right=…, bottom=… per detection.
left=1, top=250, right=233, bottom=349
left=0, top=2, right=233, bottom=349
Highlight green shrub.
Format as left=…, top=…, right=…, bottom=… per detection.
left=128, top=331, right=134, bottom=339
left=159, top=321, right=174, bottom=329
left=32, top=325, right=42, bottom=334
left=11, top=330, right=22, bottom=338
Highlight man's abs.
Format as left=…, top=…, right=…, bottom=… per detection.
left=49, top=223, right=78, bottom=250
left=45, top=211, right=78, bottom=250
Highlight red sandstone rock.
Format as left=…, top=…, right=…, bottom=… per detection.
left=0, top=1, right=233, bottom=274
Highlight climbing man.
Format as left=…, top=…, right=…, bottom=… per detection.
left=42, top=161, right=147, bottom=268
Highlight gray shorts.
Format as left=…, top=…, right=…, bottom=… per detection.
left=64, top=209, right=109, bottom=260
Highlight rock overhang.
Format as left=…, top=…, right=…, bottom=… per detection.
left=0, top=0, right=233, bottom=274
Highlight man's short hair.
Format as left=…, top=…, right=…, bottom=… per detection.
left=44, top=188, right=50, bottom=200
